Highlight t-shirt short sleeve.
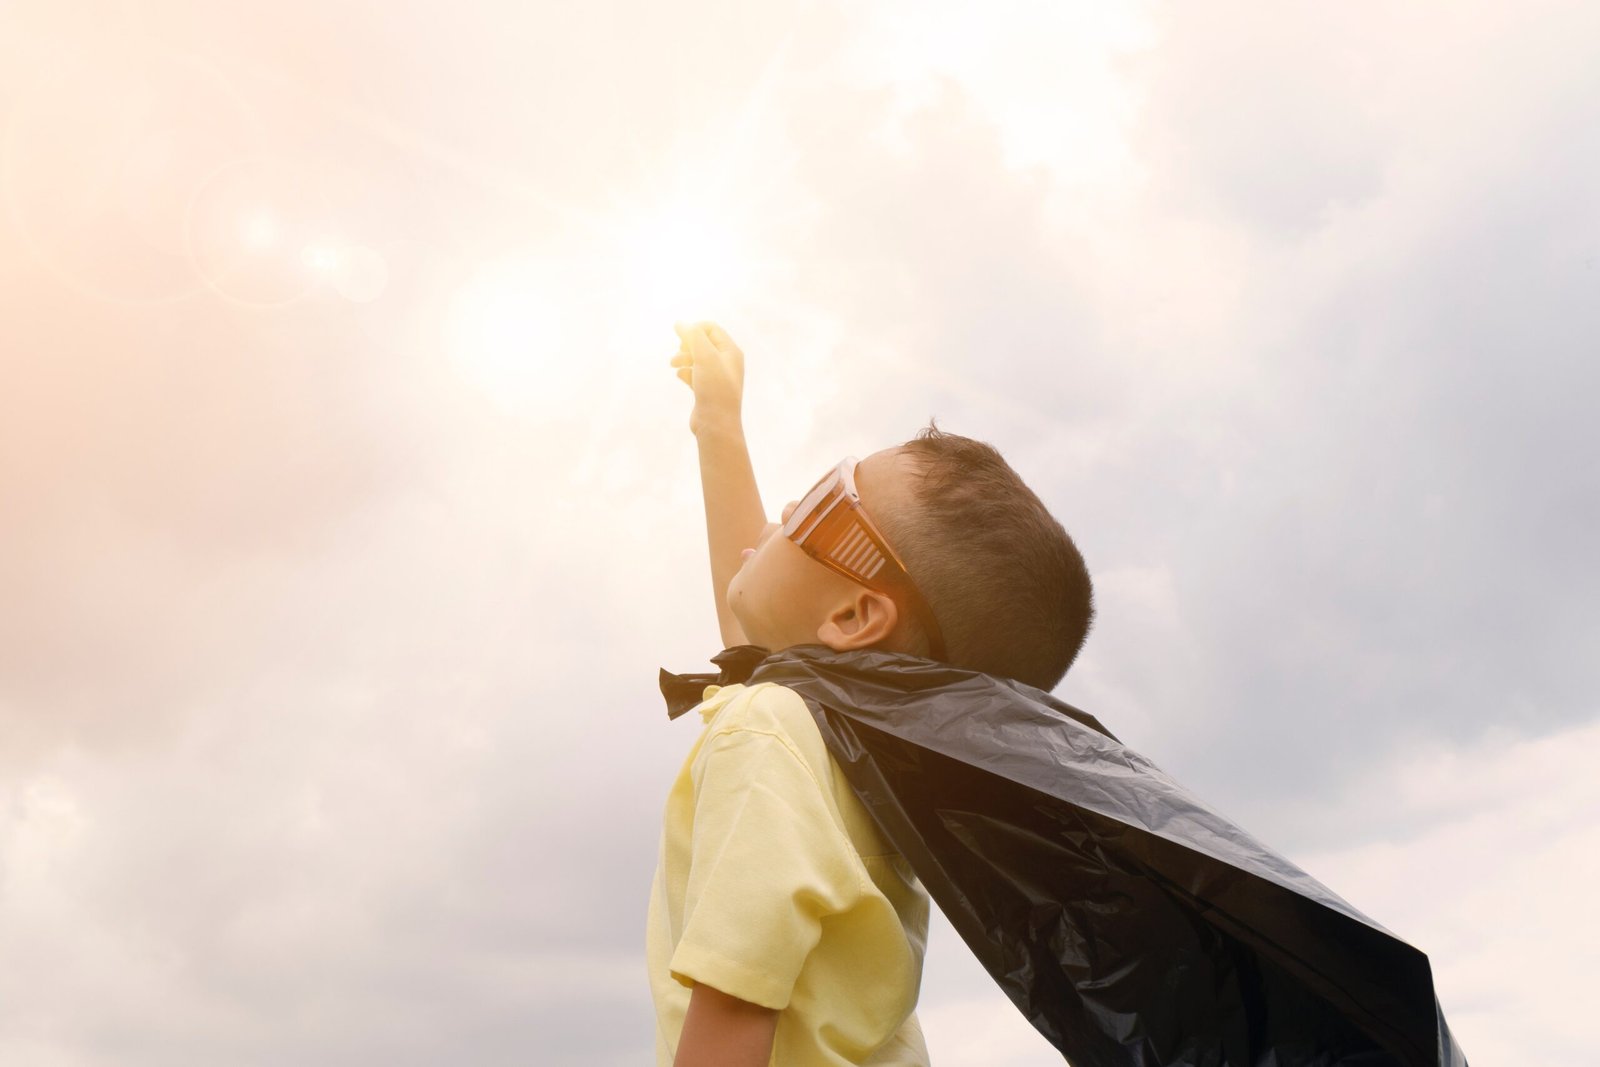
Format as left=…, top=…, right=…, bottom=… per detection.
left=668, top=724, right=863, bottom=1010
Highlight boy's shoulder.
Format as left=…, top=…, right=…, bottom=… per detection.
left=691, top=681, right=848, bottom=800
left=697, top=680, right=819, bottom=746
left=692, top=680, right=899, bottom=862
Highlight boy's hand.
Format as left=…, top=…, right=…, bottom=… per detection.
left=671, top=321, right=744, bottom=437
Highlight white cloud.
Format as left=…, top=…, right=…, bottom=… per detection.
left=834, top=0, right=1155, bottom=191
left=1297, top=719, right=1600, bottom=1066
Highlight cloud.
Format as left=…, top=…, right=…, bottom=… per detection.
left=1296, top=719, right=1600, bottom=1065
left=1102, top=0, right=1600, bottom=832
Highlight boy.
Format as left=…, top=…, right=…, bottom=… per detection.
left=647, top=321, right=1094, bottom=1066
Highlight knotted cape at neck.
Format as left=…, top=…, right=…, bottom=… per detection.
left=657, top=644, right=1467, bottom=1067
left=658, top=644, right=775, bottom=720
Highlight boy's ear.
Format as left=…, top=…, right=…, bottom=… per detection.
left=816, top=589, right=902, bottom=652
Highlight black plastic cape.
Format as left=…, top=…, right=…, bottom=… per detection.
left=660, top=644, right=1467, bottom=1067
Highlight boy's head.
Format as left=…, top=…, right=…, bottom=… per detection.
left=727, top=422, right=1094, bottom=691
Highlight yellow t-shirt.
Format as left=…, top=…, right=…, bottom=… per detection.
left=646, top=681, right=931, bottom=1066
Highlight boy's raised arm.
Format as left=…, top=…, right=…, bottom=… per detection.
left=671, top=322, right=767, bottom=650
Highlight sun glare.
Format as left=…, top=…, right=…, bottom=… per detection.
left=565, top=194, right=759, bottom=365
left=619, top=205, right=746, bottom=327
left=438, top=141, right=794, bottom=419
left=302, top=243, right=339, bottom=273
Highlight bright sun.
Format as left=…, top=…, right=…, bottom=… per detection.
left=617, top=202, right=747, bottom=329
left=442, top=192, right=761, bottom=417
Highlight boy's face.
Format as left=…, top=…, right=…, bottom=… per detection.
left=727, top=446, right=921, bottom=652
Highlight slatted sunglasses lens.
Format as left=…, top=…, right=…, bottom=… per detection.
left=783, top=467, right=842, bottom=538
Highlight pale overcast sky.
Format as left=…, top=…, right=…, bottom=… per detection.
left=2, top=2, right=1596, bottom=1064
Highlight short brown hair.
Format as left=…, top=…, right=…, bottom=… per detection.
left=881, top=421, right=1094, bottom=691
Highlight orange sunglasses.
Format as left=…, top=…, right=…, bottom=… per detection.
left=781, top=457, right=948, bottom=661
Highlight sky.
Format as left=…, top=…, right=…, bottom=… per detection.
left=1, top=1, right=1596, bottom=1063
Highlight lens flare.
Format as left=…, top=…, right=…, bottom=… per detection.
left=187, top=158, right=334, bottom=306
left=302, top=243, right=340, bottom=273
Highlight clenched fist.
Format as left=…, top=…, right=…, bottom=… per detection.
left=670, top=321, right=745, bottom=438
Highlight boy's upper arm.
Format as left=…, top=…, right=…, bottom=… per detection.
left=673, top=980, right=780, bottom=1067
left=671, top=722, right=863, bottom=1010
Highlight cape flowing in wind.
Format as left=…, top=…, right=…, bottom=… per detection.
left=662, top=645, right=1468, bottom=1067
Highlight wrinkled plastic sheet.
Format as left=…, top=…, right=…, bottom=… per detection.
left=746, top=645, right=1468, bottom=1067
